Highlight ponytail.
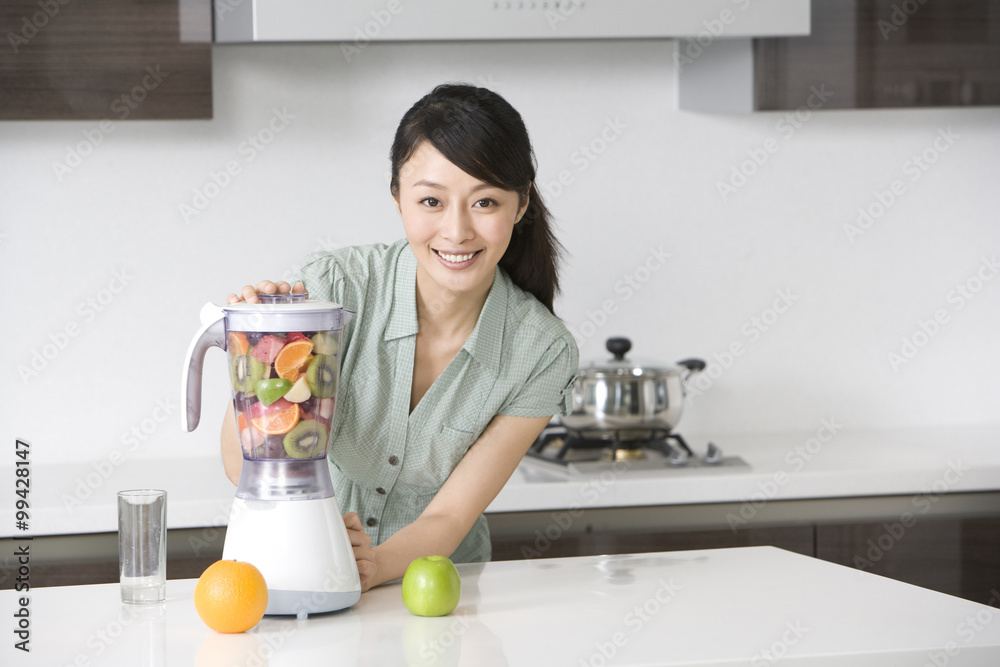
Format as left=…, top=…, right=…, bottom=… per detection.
left=499, top=182, right=563, bottom=314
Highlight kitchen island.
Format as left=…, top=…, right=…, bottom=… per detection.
left=3, top=546, right=999, bottom=666
left=3, top=424, right=999, bottom=606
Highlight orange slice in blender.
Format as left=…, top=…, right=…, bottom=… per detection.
left=228, top=332, right=250, bottom=355
left=274, top=340, right=314, bottom=381
left=251, top=402, right=301, bottom=435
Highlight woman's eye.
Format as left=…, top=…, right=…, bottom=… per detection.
left=474, top=198, right=499, bottom=208
left=419, top=197, right=441, bottom=207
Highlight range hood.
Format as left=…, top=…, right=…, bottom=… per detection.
left=215, top=0, right=808, bottom=43
left=213, top=0, right=811, bottom=112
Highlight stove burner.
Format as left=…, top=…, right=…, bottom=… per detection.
left=529, top=425, right=708, bottom=467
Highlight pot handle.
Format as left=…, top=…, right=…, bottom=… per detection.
left=676, top=358, right=706, bottom=383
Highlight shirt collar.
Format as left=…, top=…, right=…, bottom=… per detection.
left=384, top=242, right=507, bottom=374
left=461, top=268, right=506, bottom=374
left=384, top=243, right=419, bottom=341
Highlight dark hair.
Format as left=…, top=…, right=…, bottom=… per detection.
left=390, top=83, right=563, bottom=314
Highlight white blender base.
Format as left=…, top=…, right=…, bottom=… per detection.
left=223, top=496, right=361, bottom=616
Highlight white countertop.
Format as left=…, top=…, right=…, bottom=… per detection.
left=3, top=424, right=999, bottom=537
left=3, top=547, right=999, bottom=666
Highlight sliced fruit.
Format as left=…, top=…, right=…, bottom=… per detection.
left=250, top=399, right=300, bottom=435
left=286, top=332, right=310, bottom=344
left=318, top=397, right=336, bottom=421
left=231, top=353, right=268, bottom=394
left=233, top=392, right=258, bottom=422
left=283, top=420, right=329, bottom=459
left=250, top=335, right=286, bottom=365
left=237, top=412, right=248, bottom=432
left=228, top=332, right=250, bottom=355
left=274, top=339, right=315, bottom=381
left=307, top=355, right=338, bottom=398
left=311, top=332, right=339, bottom=355
left=283, top=376, right=312, bottom=403
left=255, top=378, right=293, bottom=406
left=239, top=427, right=264, bottom=457
left=259, top=435, right=288, bottom=459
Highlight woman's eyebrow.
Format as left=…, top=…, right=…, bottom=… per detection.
left=411, top=179, right=496, bottom=193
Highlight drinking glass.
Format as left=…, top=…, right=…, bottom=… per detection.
left=118, top=490, right=167, bottom=604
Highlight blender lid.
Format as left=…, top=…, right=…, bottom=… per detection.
left=222, top=293, right=353, bottom=332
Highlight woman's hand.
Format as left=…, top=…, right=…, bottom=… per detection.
left=343, top=512, right=379, bottom=592
left=226, top=280, right=306, bottom=305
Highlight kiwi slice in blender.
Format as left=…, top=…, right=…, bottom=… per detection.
left=283, top=420, right=330, bottom=459
left=231, top=353, right=268, bottom=394
left=306, top=355, right=338, bottom=398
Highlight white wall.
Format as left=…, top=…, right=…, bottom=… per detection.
left=2, top=40, right=998, bottom=465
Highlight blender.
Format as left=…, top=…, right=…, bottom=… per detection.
left=182, top=293, right=361, bottom=616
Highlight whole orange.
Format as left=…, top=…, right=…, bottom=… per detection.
left=193, top=560, right=268, bottom=633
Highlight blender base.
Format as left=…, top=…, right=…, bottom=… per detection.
left=267, top=588, right=362, bottom=618
left=223, top=495, right=362, bottom=616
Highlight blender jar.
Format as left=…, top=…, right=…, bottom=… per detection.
left=226, top=294, right=343, bottom=463
left=183, top=293, right=353, bottom=500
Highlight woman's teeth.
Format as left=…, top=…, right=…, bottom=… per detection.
left=437, top=251, right=477, bottom=263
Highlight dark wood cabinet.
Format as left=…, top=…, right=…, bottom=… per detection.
left=816, top=516, right=1000, bottom=607
left=491, top=524, right=814, bottom=562
left=754, top=0, right=1000, bottom=109
left=0, top=0, right=212, bottom=120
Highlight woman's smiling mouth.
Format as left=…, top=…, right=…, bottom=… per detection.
left=433, top=249, right=483, bottom=268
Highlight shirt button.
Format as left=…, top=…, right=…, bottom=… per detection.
left=366, top=517, right=377, bottom=527
left=376, top=487, right=386, bottom=495
left=388, top=455, right=399, bottom=466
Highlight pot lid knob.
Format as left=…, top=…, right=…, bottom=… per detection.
left=606, top=337, right=632, bottom=361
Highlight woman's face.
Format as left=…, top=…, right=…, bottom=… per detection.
left=395, top=141, right=527, bottom=302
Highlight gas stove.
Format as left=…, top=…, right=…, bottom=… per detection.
left=525, top=422, right=749, bottom=477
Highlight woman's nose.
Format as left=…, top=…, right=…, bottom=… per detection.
left=440, top=205, right=475, bottom=242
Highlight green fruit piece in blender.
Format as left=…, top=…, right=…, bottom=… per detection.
left=231, top=353, right=267, bottom=393
left=283, top=420, right=330, bottom=459
left=307, top=355, right=338, bottom=398
left=310, top=332, right=339, bottom=355
left=255, top=378, right=293, bottom=406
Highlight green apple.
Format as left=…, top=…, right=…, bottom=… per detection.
left=401, top=556, right=461, bottom=617
left=254, top=378, right=293, bottom=406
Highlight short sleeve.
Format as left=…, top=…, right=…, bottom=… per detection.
left=297, top=251, right=345, bottom=304
left=498, top=333, right=579, bottom=419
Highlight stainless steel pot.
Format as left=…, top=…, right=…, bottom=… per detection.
left=564, top=337, right=705, bottom=435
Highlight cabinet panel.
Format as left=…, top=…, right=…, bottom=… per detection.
left=0, top=0, right=211, bottom=120
left=490, top=525, right=814, bottom=562
left=754, top=0, right=1000, bottom=109
left=816, top=516, right=1000, bottom=606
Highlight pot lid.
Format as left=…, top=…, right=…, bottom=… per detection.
left=579, top=338, right=683, bottom=379
left=221, top=293, right=353, bottom=332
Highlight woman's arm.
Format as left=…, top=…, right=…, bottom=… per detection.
left=346, top=413, right=551, bottom=590
left=220, top=402, right=243, bottom=485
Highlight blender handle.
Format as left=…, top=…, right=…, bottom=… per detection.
left=181, top=304, right=227, bottom=432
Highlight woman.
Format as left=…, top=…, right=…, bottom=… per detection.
left=221, top=84, right=578, bottom=591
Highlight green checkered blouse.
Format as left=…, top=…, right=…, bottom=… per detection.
left=299, top=240, right=579, bottom=563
